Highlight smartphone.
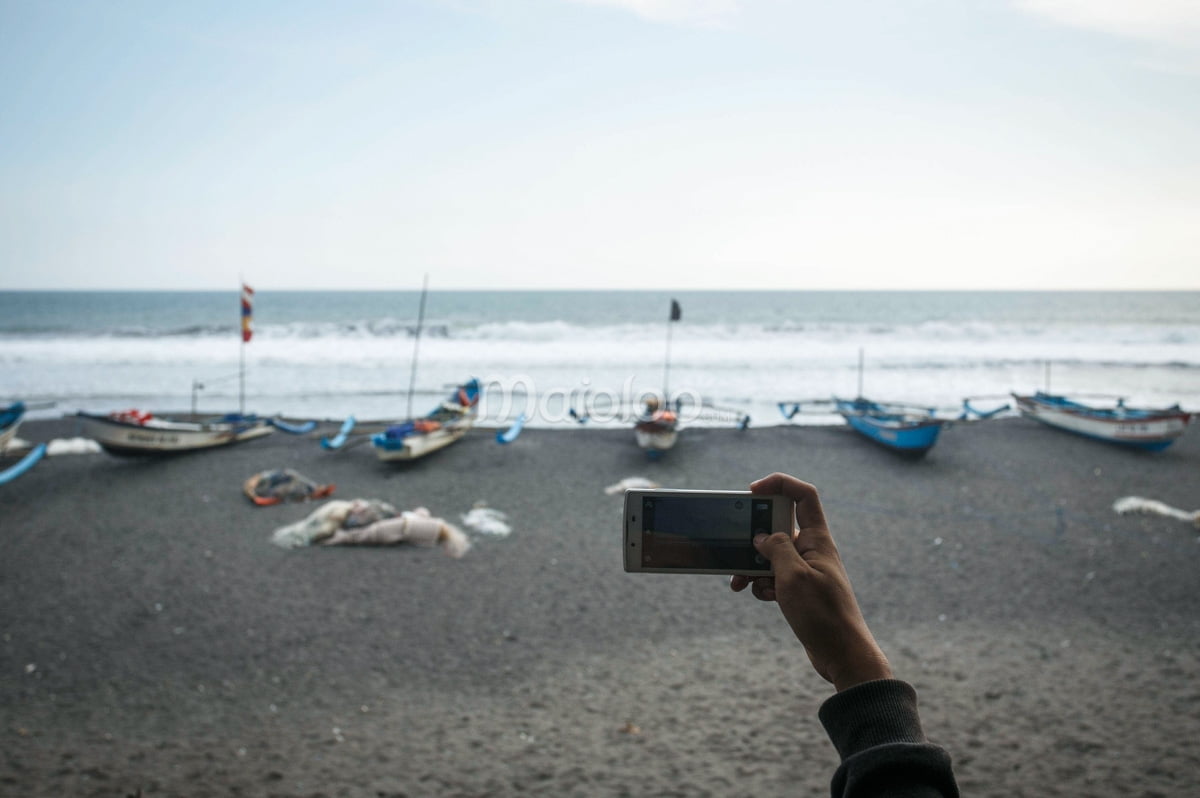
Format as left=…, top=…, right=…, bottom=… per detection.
left=623, top=489, right=793, bottom=576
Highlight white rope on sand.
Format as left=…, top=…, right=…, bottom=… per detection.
left=1113, top=496, right=1200, bottom=528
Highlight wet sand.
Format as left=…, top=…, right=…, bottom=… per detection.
left=2, top=417, right=1199, bottom=797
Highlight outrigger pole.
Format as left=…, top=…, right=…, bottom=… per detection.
left=406, top=274, right=430, bottom=421
left=663, top=299, right=681, bottom=398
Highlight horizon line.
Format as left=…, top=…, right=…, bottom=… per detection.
left=3, top=286, right=1199, bottom=293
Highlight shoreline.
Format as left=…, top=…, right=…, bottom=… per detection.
left=3, top=418, right=1199, bottom=796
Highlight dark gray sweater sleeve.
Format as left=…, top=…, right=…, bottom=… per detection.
left=818, top=679, right=958, bottom=798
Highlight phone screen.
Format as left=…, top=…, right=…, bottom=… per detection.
left=639, top=495, right=774, bottom=571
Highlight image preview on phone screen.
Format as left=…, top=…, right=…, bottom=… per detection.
left=640, top=496, right=773, bottom=571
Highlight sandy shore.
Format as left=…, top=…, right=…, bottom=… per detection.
left=2, top=416, right=1199, bottom=797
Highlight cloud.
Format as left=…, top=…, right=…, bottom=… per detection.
left=567, top=0, right=742, bottom=27
left=1015, top=0, right=1200, bottom=47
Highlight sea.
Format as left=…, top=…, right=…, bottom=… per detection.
left=2, top=290, right=1198, bottom=428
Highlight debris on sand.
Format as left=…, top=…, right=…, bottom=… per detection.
left=604, top=476, right=660, bottom=495
left=271, top=499, right=469, bottom=557
left=1113, top=496, right=1200, bottom=528
left=461, top=504, right=512, bottom=538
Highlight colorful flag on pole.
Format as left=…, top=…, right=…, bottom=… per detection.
left=669, top=299, right=681, bottom=322
left=241, top=283, right=254, bottom=343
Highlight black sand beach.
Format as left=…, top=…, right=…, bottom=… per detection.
left=2, top=417, right=1199, bottom=797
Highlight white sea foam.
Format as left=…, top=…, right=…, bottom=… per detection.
left=4, top=292, right=1198, bottom=427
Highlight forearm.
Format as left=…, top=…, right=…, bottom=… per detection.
left=819, top=680, right=958, bottom=798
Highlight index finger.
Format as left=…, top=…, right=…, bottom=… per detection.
left=750, top=472, right=829, bottom=531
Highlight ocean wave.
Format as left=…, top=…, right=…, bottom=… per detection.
left=4, top=316, right=1199, bottom=348
left=864, top=358, right=1200, bottom=371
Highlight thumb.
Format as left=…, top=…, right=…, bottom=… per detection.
left=753, top=531, right=804, bottom=568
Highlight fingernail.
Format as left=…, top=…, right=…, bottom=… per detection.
left=753, top=533, right=768, bottom=545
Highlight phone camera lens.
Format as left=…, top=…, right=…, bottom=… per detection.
left=734, top=500, right=744, bottom=510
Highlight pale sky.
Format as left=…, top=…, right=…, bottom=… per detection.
left=1, top=0, right=1198, bottom=290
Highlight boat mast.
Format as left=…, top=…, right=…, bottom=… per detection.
left=406, top=274, right=430, bottom=420
left=663, top=299, right=680, bottom=399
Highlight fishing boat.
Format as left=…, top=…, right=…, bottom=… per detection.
left=634, top=396, right=679, bottom=456
left=76, top=410, right=274, bottom=455
left=1013, top=392, right=1192, bottom=452
left=633, top=298, right=683, bottom=457
left=362, top=274, right=483, bottom=462
left=777, top=397, right=948, bottom=458
left=833, top=397, right=949, bottom=459
left=566, top=301, right=751, bottom=457
left=569, top=391, right=746, bottom=458
left=777, top=350, right=950, bottom=458
left=372, top=379, right=481, bottom=461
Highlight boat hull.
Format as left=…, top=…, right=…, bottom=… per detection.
left=635, top=426, right=678, bottom=453
left=373, top=422, right=471, bottom=461
left=0, top=423, right=17, bottom=454
left=835, top=398, right=946, bottom=459
left=78, top=413, right=274, bottom=455
left=1013, top=394, right=1190, bottom=451
left=0, top=402, right=25, bottom=454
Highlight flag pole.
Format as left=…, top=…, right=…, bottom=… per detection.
left=239, top=279, right=245, bottom=416
left=406, top=274, right=430, bottom=420
left=663, top=321, right=673, bottom=399
left=239, top=280, right=253, bottom=416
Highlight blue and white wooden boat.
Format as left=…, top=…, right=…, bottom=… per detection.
left=833, top=397, right=949, bottom=459
left=777, top=396, right=948, bottom=458
left=372, top=379, right=481, bottom=462
left=1013, top=392, right=1192, bottom=452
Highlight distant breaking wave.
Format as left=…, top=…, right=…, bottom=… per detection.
left=3, top=317, right=1199, bottom=347
left=0, top=321, right=453, bottom=340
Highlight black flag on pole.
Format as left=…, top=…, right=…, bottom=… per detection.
left=669, top=299, right=681, bottom=322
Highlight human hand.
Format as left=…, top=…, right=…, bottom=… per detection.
left=730, top=473, right=892, bottom=691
